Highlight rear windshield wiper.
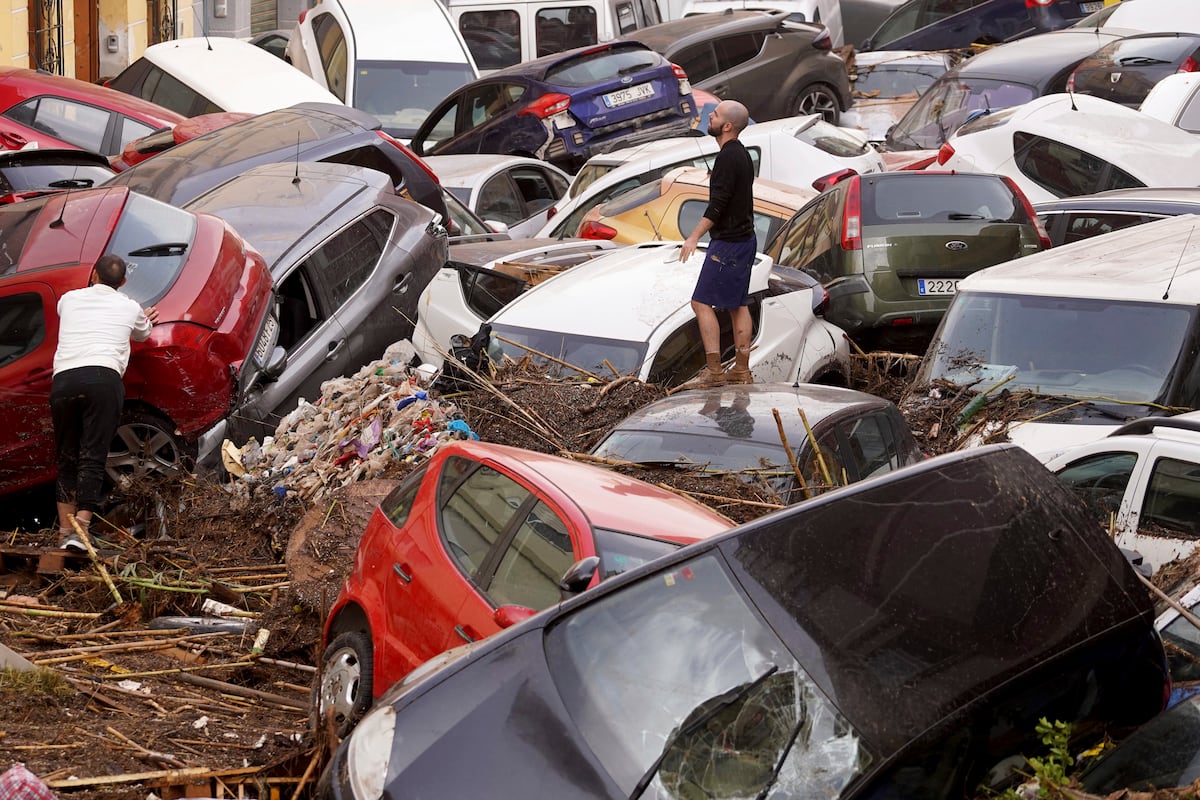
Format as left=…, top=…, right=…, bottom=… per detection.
left=617, top=62, right=656, bottom=76
left=126, top=242, right=188, bottom=257
left=1117, top=56, right=1170, bottom=66
left=47, top=178, right=95, bottom=189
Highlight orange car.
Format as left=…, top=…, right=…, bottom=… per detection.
left=578, top=166, right=816, bottom=248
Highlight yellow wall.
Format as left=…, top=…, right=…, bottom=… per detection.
left=3, top=0, right=31, bottom=68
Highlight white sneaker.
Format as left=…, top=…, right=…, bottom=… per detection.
left=59, top=533, right=86, bottom=552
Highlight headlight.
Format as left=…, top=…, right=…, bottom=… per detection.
left=345, top=705, right=396, bottom=800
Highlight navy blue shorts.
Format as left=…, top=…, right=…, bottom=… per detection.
left=691, top=238, right=756, bottom=310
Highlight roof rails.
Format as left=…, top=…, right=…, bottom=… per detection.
left=1109, top=416, right=1200, bottom=438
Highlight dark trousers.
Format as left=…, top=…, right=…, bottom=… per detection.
left=50, top=366, right=123, bottom=514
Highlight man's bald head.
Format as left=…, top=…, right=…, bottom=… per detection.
left=715, top=100, right=750, bottom=135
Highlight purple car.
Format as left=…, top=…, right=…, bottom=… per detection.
left=409, top=40, right=697, bottom=173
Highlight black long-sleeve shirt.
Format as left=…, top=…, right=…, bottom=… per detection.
left=704, top=138, right=755, bottom=243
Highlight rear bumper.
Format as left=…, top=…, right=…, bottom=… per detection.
left=549, top=112, right=698, bottom=167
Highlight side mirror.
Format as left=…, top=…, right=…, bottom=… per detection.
left=484, top=219, right=510, bottom=234
left=558, top=556, right=600, bottom=596
left=494, top=604, right=537, bottom=629
left=262, top=346, right=287, bottom=380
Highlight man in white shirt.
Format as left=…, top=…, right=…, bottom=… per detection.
left=51, top=254, right=158, bottom=550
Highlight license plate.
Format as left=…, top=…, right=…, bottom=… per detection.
left=917, top=278, right=959, bottom=295
left=603, top=83, right=654, bottom=108
left=1079, top=0, right=1103, bottom=11
left=253, top=313, right=279, bottom=366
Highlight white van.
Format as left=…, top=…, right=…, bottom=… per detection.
left=106, top=37, right=342, bottom=116
left=286, top=0, right=478, bottom=139
left=445, top=0, right=664, bottom=72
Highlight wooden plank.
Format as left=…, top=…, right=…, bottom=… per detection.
left=47, top=766, right=263, bottom=789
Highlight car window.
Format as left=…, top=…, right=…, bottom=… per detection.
left=380, top=464, right=428, bottom=528
left=438, top=458, right=532, bottom=577
left=545, top=44, right=658, bottom=88
left=1054, top=451, right=1138, bottom=521
left=798, top=428, right=847, bottom=495
left=677, top=199, right=781, bottom=250
left=889, top=78, right=1036, bottom=150
left=793, top=118, right=872, bottom=158
left=513, top=166, right=566, bottom=215
left=647, top=318, right=705, bottom=387
left=0, top=162, right=112, bottom=194
left=106, top=193, right=198, bottom=306
left=870, top=0, right=927, bottom=45
left=313, top=13, right=348, bottom=102
left=460, top=9, right=522, bottom=70
left=674, top=43, right=718, bottom=83
left=478, top=174, right=523, bottom=224
left=1013, top=132, right=1145, bottom=199
left=1176, top=89, right=1200, bottom=134
left=305, top=210, right=393, bottom=309
left=276, top=267, right=324, bottom=352
left=488, top=500, right=574, bottom=609
left=593, top=527, right=677, bottom=579
left=465, top=83, right=516, bottom=131
left=6, top=97, right=109, bottom=153
left=536, top=7, right=599, bottom=57
left=0, top=292, right=46, bottom=368
left=865, top=174, right=1022, bottom=225
left=771, top=197, right=821, bottom=270
left=783, top=192, right=839, bottom=282
left=118, top=116, right=157, bottom=150
left=1054, top=212, right=1159, bottom=246
left=615, top=1, right=639, bottom=33
left=0, top=201, right=44, bottom=273
left=854, top=63, right=945, bottom=98
left=1140, top=456, right=1200, bottom=536
left=141, top=67, right=205, bottom=118
left=457, top=264, right=529, bottom=318
left=841, top=411, right=902, bottom=480
left=714, top=33, right=764, bottom=70
left=420, top=100, right=461, bottom=153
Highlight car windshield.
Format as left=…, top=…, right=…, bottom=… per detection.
left=106, top=193, right=197, bottom=305
left=353, top=60, right=477, bottom=138
left=2, top=164, right=113, bottom=193
left=593, top=527, right=678, bottom=581
left=489, top=323, right=647, bottom=378
left=887, top=77, right=1035, bottom=150
left=545, top=552, right=871, bottom=798
left=854, top=62, right=945, bottom=98
left=864, top=174, right=1023, bottom=225
left=792, top=116, right=871, bottom=157
left=0, top=200, right=45, bottom=274
left=918, top=291, right=1198, bottom=404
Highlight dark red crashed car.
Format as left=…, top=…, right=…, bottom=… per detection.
left=0, top=186, right=277, bottom=496
left=109, top=111, right=251, bottom=172
left=0, top=66, right=184, bottom=156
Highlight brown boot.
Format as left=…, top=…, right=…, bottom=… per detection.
left=683, top=352, right=726, bottom=389
left=726, top=346, right=753, bottom=384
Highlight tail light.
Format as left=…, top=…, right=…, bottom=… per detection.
left=298, top=8, right=308, bottom=22
left=812, top=168, right=857, bottom=193
left=1066, top=69, right=1076, bottom=93
left=520, top=93, right=571, bottom=119
left=671, top=63, right=691, bottom=95
left=841, top=176, right=862, bottom=251
left=901, top=154, right=938, bottom=170
left=812, top=284, right=830, bottom=316
left=1025, top=0, right=1053, bottom=6
left=377, top=131, right=441, bottom=186
left=579, top=220, right=618, bottom=240
left=546, top=205, right=558, bottom=220
left=936, top=141, right=955, bottom=166
left=812, top=27, right=833, bottom=51
left=1001, top=175, right=1052, bottom=250
left=1180, top=57, right=1199, bottom=73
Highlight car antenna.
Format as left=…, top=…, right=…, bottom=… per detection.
left=1163, top=223, right=1194, bottom=300
left=644, top=208, right=663, bottom=240
left=48, top=165, right=79, bottom=228
left=292, top=131, right=301, bottom=184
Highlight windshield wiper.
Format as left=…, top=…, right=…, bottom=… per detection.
left=629, top=665, right=780, bottom=800
left=618, top=62, right=655, bottom=75
left=47, top=178, right=95, bottom=189
left=1117, top=56, right=1170, bottom=66
left=947, top=212, right=985, bottom=220
left=752, top=709, right=808, bottom=800
left=126, top=242, right=188, bottom=257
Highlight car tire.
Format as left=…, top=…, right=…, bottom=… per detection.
left=792, top=83, right=841, bottom=125
left=314, top=631, right=374, bottom=738
left=106, top=408, right=196, bottom=491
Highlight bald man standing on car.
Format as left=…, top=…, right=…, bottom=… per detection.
left=679, top=99, right=755, bottom=387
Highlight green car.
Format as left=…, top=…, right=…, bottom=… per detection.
left=762, top=170, right=1050, bottom=352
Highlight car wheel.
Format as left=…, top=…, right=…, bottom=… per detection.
left=315, top=631, right=374, bottom=738
left=106, top=409, right=196, bottom=491
left=793, top=83, right=840, bottom=125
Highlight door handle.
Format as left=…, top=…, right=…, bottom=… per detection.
left=1, top=131, right=26, bottom=149
left=454, top=625, right=476, bottom=643
left=392, top=562, right=412, bottom=583
left=392, top=273, right=411, bottom=294
left=325, top=338, right=345, bottom=361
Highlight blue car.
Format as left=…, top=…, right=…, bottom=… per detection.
left=409, top=41, right=697, bottom=173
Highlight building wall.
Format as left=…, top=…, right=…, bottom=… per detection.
left=95, top=0, right=196, bottom=78
left=2, top=0, right=31, bottom=68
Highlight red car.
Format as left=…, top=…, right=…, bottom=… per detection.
left=0, top=67, right=184, bottom=156
left=316, top=440, right=733, bottom=734
left=109, top=111, right=250, bottom=172
left=0, top=186, right=277, bottom=496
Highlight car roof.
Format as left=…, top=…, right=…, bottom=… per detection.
left=320, top=0, right=469, bottom=62
left=1035, top=187, right=1200, bottom=215
left=492, top=242, right=774, bottom=340
left=632, top=9, right=811, bottom=52
left=488, top=40, right=661, bottom=81
left=0, top=66, right=184, bottom=124
left=657, top=167, right=815, bottom=207
left=953, top=29, right=1125, bottom=85
left=446, top=441, right=732, bottom=543
left=182, top=161, right=389, bottom=267
left=426, top=154, right=567, bottom=189
left=958, top=213, right=1200, bottom=303
left=601, top=383, right=890, bottom=448
left=140, top=38, right=343, bottom=112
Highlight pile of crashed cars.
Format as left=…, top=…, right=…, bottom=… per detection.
left=5, top=0, right=1200, bottom=795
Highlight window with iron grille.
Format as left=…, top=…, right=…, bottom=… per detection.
left=148, top=0, right=177, bottom=45
left=29, top=0, right=64, bottom=75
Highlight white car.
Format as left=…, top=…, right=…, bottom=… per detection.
left=841, top=51, right=955, bottom=143
left=425, top=154, right=571, bottom=239
left=1140, top=72, right=1200, bottom=133
left=535, top=114, right=885, bottom=239
left=105, top=37, right=342, bottom=116
left=1044, top=414, right=1200, bottom=572
left=1075, top=0, right=1200, bottom=35
left=286, top=0, right=478, bottom=140
left=414, top=241, right=851, bottom=388
left=933, top=93, right=1200, bottom=204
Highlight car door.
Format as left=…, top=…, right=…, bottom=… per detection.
left=413, top=263, right=529, bottom=365
left=0, top=282, right=58, bottom=495
left=3, top=95, right=114, bottom=154
left=311, top=12, right=351, bottom=102
left=709, top=32, right=771, bottom=114
left=1053, top=447, right=1145, bottom=535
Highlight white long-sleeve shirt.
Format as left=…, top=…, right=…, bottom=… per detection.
left=53, top=284, right=153, bottom=377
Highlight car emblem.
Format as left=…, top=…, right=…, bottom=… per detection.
left=1111, top=72, right=1122, bottom=83
left=621, top=75, right=633, bottom=84
left=945, top=240, right=968, bottom=251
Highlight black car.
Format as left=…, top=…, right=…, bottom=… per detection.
left=0, top=148, right=114, bottom=203
left=885, top=27, right=1124, bottom=151
left=183, top=162, right=448, bottom=456
left=862, top=0, right=1095, bottom=51
left=1068, top=31, right=1200, bottom=107
left=102, top=102, right=447, bottom=221
left=316, top=444, right=1168, bottom=800
left=627, top=10, right=851, bottom=124
left=1034, top=186, right=1200, bottom=247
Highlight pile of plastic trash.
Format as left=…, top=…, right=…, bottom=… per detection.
left=220, top=341, right=479, bottom=505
